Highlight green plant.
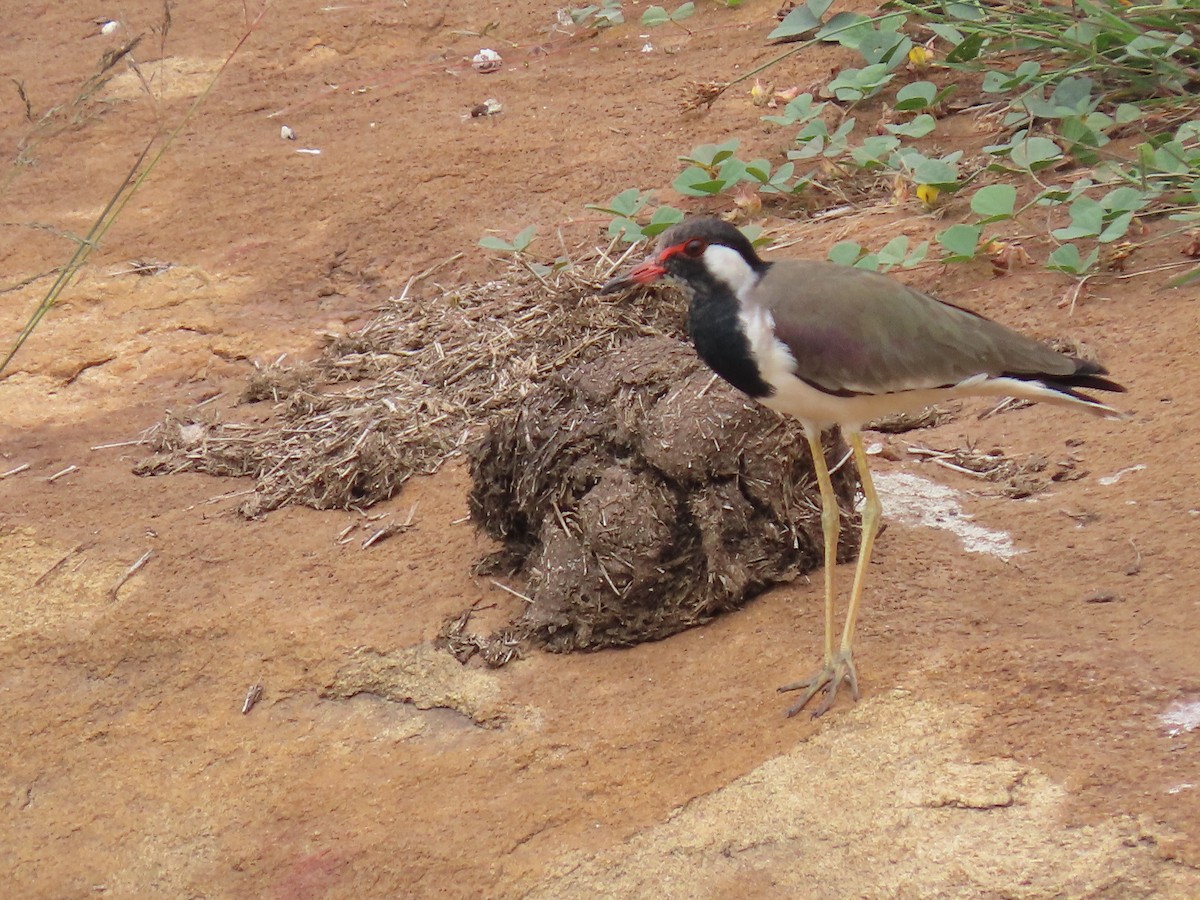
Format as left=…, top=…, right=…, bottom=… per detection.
left=567, top=0, right=624, bottom=28
left=642, top=3, right=694, bottom=28
left=1, top=5, right=270, bottom=378
left=563, top=0, right=1200, bottom=283
left=479, top=225, right=538, bottom=254
left=673, top=139, right=809, bottom=198
left=585, top=189, right=684, bottom=242
left=829, top=235, right=929, bottom=271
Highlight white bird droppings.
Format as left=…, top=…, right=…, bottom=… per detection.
left=873, top=470, right=1019, bottom=561
left=1098, top=463, right=1146, bottom=486
left=1160, top=699, right=1200, bottom=737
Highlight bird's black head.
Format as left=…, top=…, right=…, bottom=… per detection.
left=600, top=217, right=767, bottom=294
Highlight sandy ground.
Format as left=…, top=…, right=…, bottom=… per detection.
left=2, top=2, right=1199, bottom=896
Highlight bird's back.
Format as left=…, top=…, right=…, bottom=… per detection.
left=756, top=260, right=1084, bottom=397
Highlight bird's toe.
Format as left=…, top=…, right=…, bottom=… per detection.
left=779, top=651, right=858, bottom=718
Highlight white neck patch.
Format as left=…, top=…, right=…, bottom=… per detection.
left=702, top=243, right=760, bottom=303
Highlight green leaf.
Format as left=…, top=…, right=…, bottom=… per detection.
left=511, top=225, right=537, bottom=252
left=1046, top=243, right=1098, bottom=275
left=1098, top=211, right=1133, bottom=244
left=828, top=117, right=857, bottom=148
left=673, top=166, right=727, bottom=196
left=911, top=155, right=960, bottom=189
left=825, top=63, right=894, bottom=102
left=761, top=93, right=823, bottom=126
left=828, top=241, right=865, bottom=266
left=1059, top=116, right=1104, bottom=165
left=680, top=139, right=740, bottom=169
left=936, top=224, right=982, bottom=261
left=1114, top=103, right=1142, bottom=125
left=672, top=2, right=695, bottom=22
left=1009, top=136, right=1062, bottom=172
left=1151, top=140, right=1191, bottom=175
left=982, top=61, right=1040, bottom=94
left=643, top=206, right=685, bottom=237
left=760, top=162, right=802, bottom=194
left=479, top=236, right=515, bottom=252
left=1034, top=179, right=1092, bottom=208
left=926, top=24, right=963, bottom=45
left=894, top=81, right=938, bottom=112
left=875, top=236, right=926, bottom=271
left=850, top=134, right=901, bottom=167
left=885, top=114, right=936, bottom=139
left=1051, top=196, right=1103, bottom=241
left=1102, top=186, right=1150, bottom=214
left=815, top=12, right=872, bottom=47
left=768, top=0, right=833, bottom=41
left=856, top=30, right=912, bottom=68
left=745, top=159, right=772, bottom=182
left=642, top=5, right=669, bottom=26
left=876, top=235, right=910, bottom=268
left=585, top=187, right=647, bottom=218
left=969, top=184, right=1017, bottom=221
left=607, top=217, right=645, bottom=242
left=944, top=29, right=986, bottom=62
left=740, top=224, right=766, bottom=246
left=717, top=156, right=750, bottom=185
left=903, top=240, right=929, bottom=268
left=1049, top=76, right=1097, bottom=116
left=944, top=1, right=986, bottom=21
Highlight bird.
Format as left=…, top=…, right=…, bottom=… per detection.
left=601, top=216, right=1125, bottom=717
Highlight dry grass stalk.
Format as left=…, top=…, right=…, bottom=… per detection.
left=136, top=251, right=690, bottom=517
left=906, top=443, right=1083, bottom=499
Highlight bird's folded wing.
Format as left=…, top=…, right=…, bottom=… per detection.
left=762, top=261, right=1077, bottom=396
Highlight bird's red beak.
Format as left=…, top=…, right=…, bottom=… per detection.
left=599, top=253, right=667, bottom=294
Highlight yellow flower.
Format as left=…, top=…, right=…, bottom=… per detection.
left=749, top=79, right=771, bottom=107
left=908, top=45, right=931, bottom=71
left=916, top=184, right=940, bottom=207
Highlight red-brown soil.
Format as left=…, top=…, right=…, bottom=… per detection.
left=3, top=2, right=1199, bottom=896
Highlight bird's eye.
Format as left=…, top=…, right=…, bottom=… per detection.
left=683, top=238, right=706, bottom=258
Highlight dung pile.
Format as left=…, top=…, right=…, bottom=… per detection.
left=465, top=335, right=859, bottom=655
left=133, top=254, right=691, bottom=517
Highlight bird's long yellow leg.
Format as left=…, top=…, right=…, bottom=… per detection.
left=808, top=428, right=838, bottom=665
left=840, top=431, right=883, bottom=663
left=778, top=428, right=841, bottom=716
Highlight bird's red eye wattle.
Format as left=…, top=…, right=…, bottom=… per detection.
left=682, top=238, right=706, bottom=258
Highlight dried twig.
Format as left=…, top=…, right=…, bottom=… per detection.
left=33, top=543, right=89, bottom=588
left=241, top=683, right=263, bottom=715
left=490, top=579, right=534, bottom=605
left=45, top=465, right=78, bottom=482
left=109, top=549, right=153, bottom=600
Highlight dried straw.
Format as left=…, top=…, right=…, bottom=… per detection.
left=135, top=250, right=690, bottom=517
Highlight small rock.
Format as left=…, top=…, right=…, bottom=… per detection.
left=472, top=49, right=503, bottom=74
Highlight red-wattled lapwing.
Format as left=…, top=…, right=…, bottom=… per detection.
left=601, top=216, right=1125, bottom=717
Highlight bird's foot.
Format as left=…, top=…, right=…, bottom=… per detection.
left=778, top=651, right=859, bottom=718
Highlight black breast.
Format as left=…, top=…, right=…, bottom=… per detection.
left=684, top=278, right=773, bottom=400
